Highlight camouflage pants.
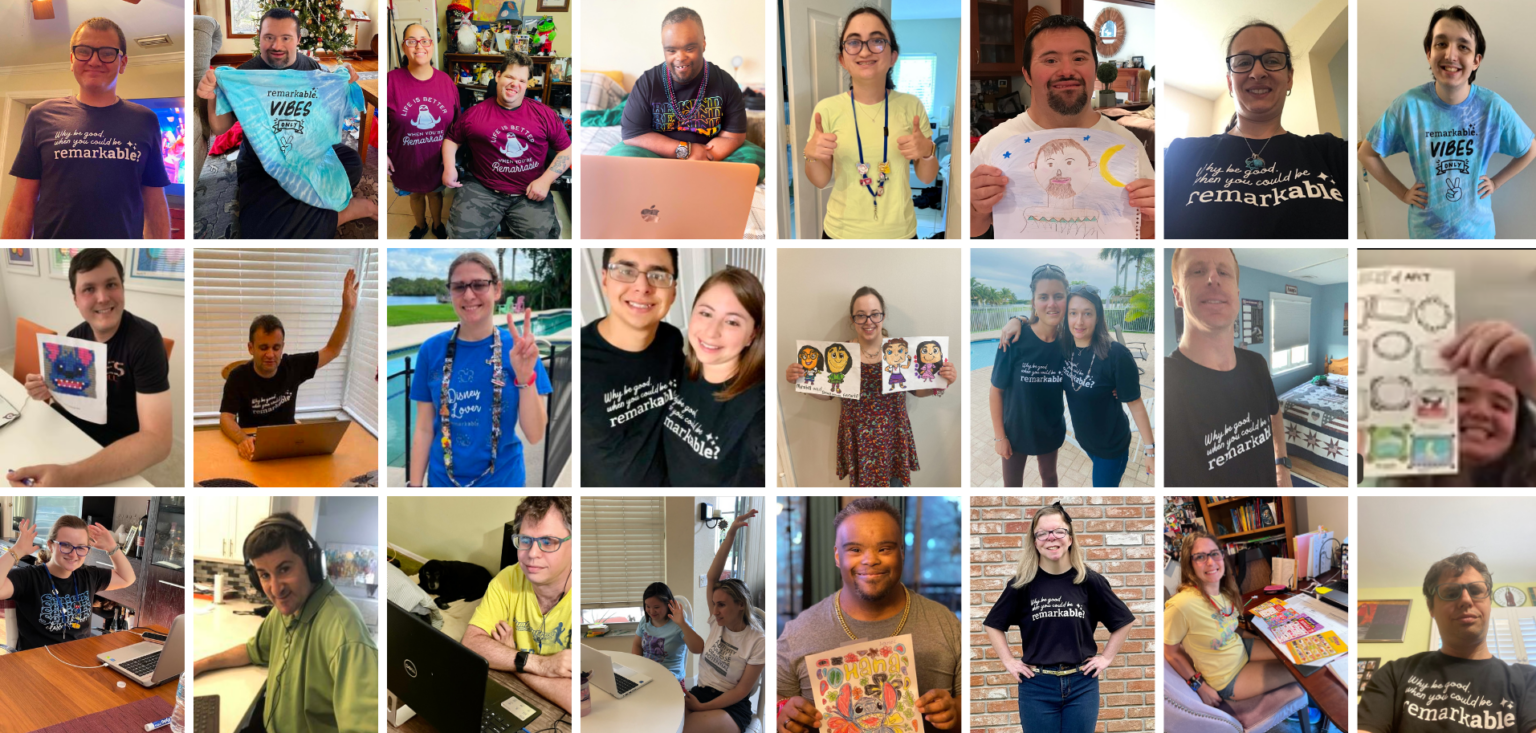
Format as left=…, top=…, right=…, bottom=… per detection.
left=446, top=178, right=561, bottom=239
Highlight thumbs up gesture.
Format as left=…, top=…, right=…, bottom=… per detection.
left=808, top=112, right=838, bottom=164
left=898, top=114, right=932, bottom=162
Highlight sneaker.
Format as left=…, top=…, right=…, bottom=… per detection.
left=409, top=225, right=427, bottom=239
left=433, top=223, right=448, bottom=239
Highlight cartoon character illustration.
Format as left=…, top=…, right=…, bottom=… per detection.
left=824, top=343, right=853, bottom=395
left=1023, top=138, right=1104, bottom=238
left=500, top=131, right=529, bottom=158
left=827, top=679, right=900, bottom=733
left=411, top=104, right=442, bottom=130
left=797, top=345, right=824, bottom=387
left=44, top=343, right=95, bottom=398
left=883, top=338, right=910, bottom=390
left=914, top=340, right=942, bottom=383
left=641, top=632, right=667, bottom=663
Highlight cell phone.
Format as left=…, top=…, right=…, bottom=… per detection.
left=143, top=631, right=168, bottom=642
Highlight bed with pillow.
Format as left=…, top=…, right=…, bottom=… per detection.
left=1277, top=356, right=1349, bottom=476
left=579, top=71, right=766, bottom=239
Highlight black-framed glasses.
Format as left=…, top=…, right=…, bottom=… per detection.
left=1032, top=264, right=1065, bottom=279
left=1432, top=581, right=1490, bottom=602
left=852, top=312, right=886, bottom=324
left=1226, top=52, right=1290, bottom=74
left=402, top=37, right=434, bottom=48
left=448, top=279, right=495, bottom=295
left=1034, top=528, right=1070, bottom=541
left=511, top=534, right=572, bottom=552
left=53, top=540, right=91, bottom=557
left=606, top=263, right=676, bottom=289
left=842, top=37, right=889, bottom=55
left=1191, top=550, right=1223, bottom=565
left=72, top=45, right=123, bottom=63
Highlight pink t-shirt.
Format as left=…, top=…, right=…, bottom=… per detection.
left=446, top=97, right=570, bottom=196
left=387, top=68, right=460, bottom=193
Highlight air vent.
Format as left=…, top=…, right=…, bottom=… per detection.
left=136, top=35, right=172, bottom=47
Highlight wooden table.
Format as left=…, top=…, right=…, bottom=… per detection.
left=192, top=422, right=379, bottom=488
left=1242, top=574, right=1349, bottom=730
left=358, top=78, right=378, bottom=157
left=583, top=652, right=683, bottom=733
left=0, top=627, right=174, bottom=730
left=388, top=666, right=568, bottom=733
left=0, top=370, right=150, bottom=487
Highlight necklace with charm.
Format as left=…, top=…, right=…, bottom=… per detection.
left=1237, top=131, right=1275, bottom=171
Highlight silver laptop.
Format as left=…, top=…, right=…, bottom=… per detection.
left=580, top=156, right=758, bottom=239
left=251, top=420, right=351, bottom=461
left=581, top=644, right=652, bottom=699
left=98, top=613, right=184, bottom=687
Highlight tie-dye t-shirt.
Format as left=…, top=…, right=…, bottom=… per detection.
left=1366, top=83, right=1533, bottom=239
left=446, top=96, right=570, bottom=196
left=638, top=619, right=687, bottom=680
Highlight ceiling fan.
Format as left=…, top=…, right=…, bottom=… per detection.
left=32, top=0, right=142, bottom=22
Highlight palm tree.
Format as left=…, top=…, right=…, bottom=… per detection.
left=1099, top=248, right=1127, bottom=291
left=496, top=248, right=507, bottom=308
left=1123, top=248, right=1154, bottom=291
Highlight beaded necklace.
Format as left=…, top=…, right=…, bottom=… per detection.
left=663, top=61, right=710, bottom=134
left=439, top=324, right=503, bottom=487
left=849, top=87, right=890, bottom=220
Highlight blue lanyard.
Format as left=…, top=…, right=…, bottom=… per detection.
left=849, top=88, right=889, bottom=218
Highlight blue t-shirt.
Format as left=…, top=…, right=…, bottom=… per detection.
left=1366, top=83, right=1533, bottom=239
left=638, top=619, right=687, bottom=680
left=409, top=326, right=552, bottom=487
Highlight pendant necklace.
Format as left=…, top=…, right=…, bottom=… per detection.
left=850, top=87, right=890, bottom=220
left=1068, top=346, right=1095, bottom=392
left=1237, top=126, right=1275, bottom=171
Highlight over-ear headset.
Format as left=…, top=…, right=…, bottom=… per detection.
left=244, top=515, right=325, bottom=591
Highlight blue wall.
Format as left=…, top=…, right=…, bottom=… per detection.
left=1162, top=249, right=1349, bottom=395
left=892, top=19, right=960, bottom=129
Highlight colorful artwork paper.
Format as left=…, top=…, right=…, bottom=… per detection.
left=880, top=336, right=950, bottom=394
left=987, top=129, right=1141, bottom=239
left=794, top=341, right=861, bottom=400
left=1359, top=267, right=1457, bottom=477
left=807, top=634, right=922, bottom=733
left=38, top=333, right=107, bottom=424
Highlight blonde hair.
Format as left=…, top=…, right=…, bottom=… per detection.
left=1176, top=531, right=1243, bottom=612
left=1010, top=504, right=1086, bottom=588
left=710, top=578, right=764, bottom=633
left=38, top=515, right=88, bottom=564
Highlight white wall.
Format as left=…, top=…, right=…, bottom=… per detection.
left=1084, top=0, right=1155, bottom=67
left=582, top=0, right=765, bottom=90
left=1160, top=83, right=1216, bottom=145
left=776, top=248, right=961, bottom=487
left=1330, top=41, right=1348, bottom=137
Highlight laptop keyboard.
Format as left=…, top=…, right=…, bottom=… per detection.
left=482, top=704, right=517, bottom=733
left=615, top=673, right=637, bottom=695
left=120, top=652, right=160, bottom=677
left=193, top=696, right=220, bottom=733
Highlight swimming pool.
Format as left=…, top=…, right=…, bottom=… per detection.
left=970, top=338, right=1000, bottom=371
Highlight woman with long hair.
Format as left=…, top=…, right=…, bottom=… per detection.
left=632, top=581, right=701, bottom=681
left=1164, top=21, right=1347, bottom=238
left=387, top=22, right=460, bottom=239
left=1059, top=286, right=1155, bottom=486
left=664, top=267, right=766, bottom=486
left=683, top=509, right=765, bottom=733
left=989, top=264, right=1069, bottom=487
left=803, top=7, right=938, bottom=239
left=408, top=252, right=550, bottom=487
left=0, top=516, right=135, bottom=650
left=1164, top=532, right=1292, bottom=708
left=983, top=502, right=1133, bottom=733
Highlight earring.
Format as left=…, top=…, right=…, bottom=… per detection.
left=1286, top=90, right=1291, bottom=96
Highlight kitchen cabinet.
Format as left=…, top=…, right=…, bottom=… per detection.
left=194, top=496, right=273, bottom=564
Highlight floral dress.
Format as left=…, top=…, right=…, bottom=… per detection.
left=836, top=361, right=919, bottom=486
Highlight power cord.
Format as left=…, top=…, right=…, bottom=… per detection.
left=46, top=643, right=107, bottom=669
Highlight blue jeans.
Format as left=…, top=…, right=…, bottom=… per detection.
left=1088, top=446, right=1130, bottom=487
left=1019, top=668, right=1099, bottom=733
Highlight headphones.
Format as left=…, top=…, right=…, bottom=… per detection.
left=243, top=515, right=325, bottom=591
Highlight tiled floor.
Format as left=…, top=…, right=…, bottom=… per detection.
left=384, top=183, right=571, bottom=240
left=915, top=206, right=944, bottom=238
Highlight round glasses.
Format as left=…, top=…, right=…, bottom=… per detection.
left=72, top=45, right=123, bottom=63
left=842, top=38, right=889, bottom=55
left=1226, top=52, right=1290, bottom=74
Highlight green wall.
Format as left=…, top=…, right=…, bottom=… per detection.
left=1359, top=582, right=1536, bottom=665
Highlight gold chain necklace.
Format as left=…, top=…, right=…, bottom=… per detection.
left=835, top=584, right=910, bottom=641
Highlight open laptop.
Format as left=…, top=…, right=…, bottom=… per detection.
left=387, top=601, right=542, bottom=733
left=1318, top=578, right=1350, bottom=611
left=581, top=643, right=652, bottom=699
left=97, top=613, right=184, bottom=687
left=581, top=156, right=757, bottom=239
left=250, top=420, right=351, bottom=461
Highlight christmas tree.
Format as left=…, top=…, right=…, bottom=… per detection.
left=254, top=0, right=352, bottom=56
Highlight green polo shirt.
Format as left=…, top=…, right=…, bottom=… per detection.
left=246, top=580, right=378, bottom=733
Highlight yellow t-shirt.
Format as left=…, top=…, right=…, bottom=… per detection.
left=808, top=90, right=931, bottom=239
left=468, top=564, right=572, bottom=657
left=1164, top=587, right=1248, bottom=691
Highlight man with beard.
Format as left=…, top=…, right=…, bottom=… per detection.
left=969, top=14, right=1154, bottom=238
left=777, top=499, right=960, bottom=733
left=196, top=8, right=376, bottom=238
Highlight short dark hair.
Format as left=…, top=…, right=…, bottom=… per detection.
left=832, top=498, right=903, bottom=538
left=497, top=50, right=534, bottom=78
left=1424, top=6, right=1485, bottom=84
left=72, top=17, right=127, bottom=52
left=244, top=512, right=313, bottom=564
left=249, top=315, right=285, bottom=342
left=258, top=8, right=300, bottom=36
left=513, top=496, right=571, bottom=534
left=601, top=248, right=679, bottom=275
left=661, top=6, right=704, bottom=34
left=1022, top=15, right=1097, bottom=75
left=68, top=249, right=124, bottom=293
left=1423, top=552, right=1491, bottom=610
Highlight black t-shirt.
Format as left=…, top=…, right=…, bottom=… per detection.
left=662, top=375, right=765, bottom=487
left=1063, top=341, right=1141, bottom=458
left=5, top=563, right=113, bottom=651
left=580, top=319, right=683, bottom=487
left=989, top=324, right=1066, bottom=455
left=1165, top=132, right=1348, bottom=239
left=55, top=311, right=171, bottom=447
left=1359, top=651, right=1536, bottom=733
left=1165, top=347, right=1278, bottom=487
left=620, top=62, right=748, bottom=146
left=982, top=567, right=1135, bottom=667
left=220, top=351, right=321, bottom=428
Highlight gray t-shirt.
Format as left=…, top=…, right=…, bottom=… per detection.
left=777, top=588, right=960, bottom=733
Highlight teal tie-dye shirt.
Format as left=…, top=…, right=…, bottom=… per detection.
left=1367, top=83, right=1533, bottom=239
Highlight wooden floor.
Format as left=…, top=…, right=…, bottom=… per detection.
left=1292, top=455, right=1347, bottom=488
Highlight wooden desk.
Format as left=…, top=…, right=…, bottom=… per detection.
left=193, top=422, right=379, bottom=487
left=0, top=370, right=150, bottom=487
left=359, top=79, right=378, bottom=157
left=0, top=628, right=174, bottom=730
left=388, top=667, right=569, bottom=733
left=1242, top=576, right=1349, bottom=729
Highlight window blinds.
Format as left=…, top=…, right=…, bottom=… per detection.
left=342, top=249, right=380, bottom=435
left=895, top=54, right=938, bottom=115
left=1271, top=294, right=1312, bottom=352
left=580, top=497, right=666, bottom=607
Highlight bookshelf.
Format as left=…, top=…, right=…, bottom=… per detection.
left=1197, top=496, right=1297, bottom=556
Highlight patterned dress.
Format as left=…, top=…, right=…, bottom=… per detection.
left=837, top=361, right=919, bottom=486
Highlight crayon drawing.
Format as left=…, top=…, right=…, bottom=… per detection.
left=881, top=337, right=949, bottom=394
left=807, top=634, right=921, bottom=733
left=38, top=333, right=107, bottom=424
left=795, top=341, right=860, bottom=399
left=988, top=129, right=1140, bottom=239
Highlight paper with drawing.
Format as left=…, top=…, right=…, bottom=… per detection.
left=1359, top=267, right=1457, bottom=477
left=795, top=341, right=861, bottom=399
left=880, top=337, right=949, bottom=394
left=807, top=634, right=922, bottom=733
left=987, top=129, right=1140, bottom=239
left=38, top=333, right=107, bottom=424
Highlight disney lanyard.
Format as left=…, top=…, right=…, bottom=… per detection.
left=439, top=325, right=503, bottom=487
left=663, top=60, right=710, bottom=134
left=850, top=87, right=890, bottom=220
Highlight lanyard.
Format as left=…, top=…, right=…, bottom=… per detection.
left=850, top=87, right=890, bottom=220
left=47, top=571, right=84, bottom=636
left=1203, top=591, right=1235, bottom=619
left=439, top=325, right=503, bottom=487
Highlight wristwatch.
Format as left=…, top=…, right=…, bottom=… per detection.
left=515, top=650, right=530, bottom=673
left=1142, top=443, right=1155, bottom=457
left=1275, top=457, right=1293, bottom=469
left=1187, top=672, right=1205, bottom=692
left=675, top=142, right=690, bottom=159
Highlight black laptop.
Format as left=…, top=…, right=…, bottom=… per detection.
left=387, top=601, right=543, bottom=733
left=1319, top=578, right=1350, bottom=611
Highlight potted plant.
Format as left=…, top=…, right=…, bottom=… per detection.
left=1096, top=61, right=1120, bottom=108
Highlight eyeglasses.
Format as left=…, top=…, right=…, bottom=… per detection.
left=842, top=38, right=889, bottom=55
left=1190, top=550, right=1224, bottom=565
left=72, top=45, right=123, bottom=63
left=1432, top=581, right=1491, bottom=602
left=606, top=263, right=676, bottom=289
left=402, top=37, right=434, bottom=48
left=851, top=312, right=885, bottom=324
left=511, top=534, right=572, bottom=552
left=448, top=279, right=496, bottom=295
left=1034, top=528, right=1070, bottom=541
left=1226, top=52, right=1291, bottom=74
left=53, top=540, right=91, bottom=557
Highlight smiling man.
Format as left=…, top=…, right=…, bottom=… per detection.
left=580, top=248, right=682, bottom=486
left=1359, top=552, right=1536, bottom=733
left=192, top=513, right=378, bottom=733
left=1164, top=248, right=1290, bottom=487
left=3, top=17, right=170, bottom=239
left=777, top=499, right=961, bottom=733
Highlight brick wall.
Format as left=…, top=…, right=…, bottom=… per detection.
left=969, top=496, right=1157, bottom=733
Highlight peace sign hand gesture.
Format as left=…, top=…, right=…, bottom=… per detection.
left=508, top=309, right=540, bottom=387
left=897, top=114, right=932, bottom=161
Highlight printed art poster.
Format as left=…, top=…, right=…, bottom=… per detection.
left=987, top=128, right=1140, bottom=239
left=38, top=333, right=107, bottom=424
left=880, top=336, right=950, bottom=394
left=1358, top=267, right=1456, bottom=477
left=808, top=634, right=921, bottom=733
left=794, top=341, right=860, bottom=399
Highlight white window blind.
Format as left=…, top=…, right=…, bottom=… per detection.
left=193, top=249, right=367, bottom=418
left=895, top=53, right=937, bottom=116
left=1431, top=607, right=1536, bottom=662
left=343, top=249, right=379, bottom=435
left=581, top=497, right=666, bottom=607
left=1270, top=293, right=1312, bottom=373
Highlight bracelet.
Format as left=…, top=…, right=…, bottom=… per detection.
left=776, top=698, right=791, bottom=716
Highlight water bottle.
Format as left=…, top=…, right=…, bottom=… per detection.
left=170, top=672, right=186, bottom=733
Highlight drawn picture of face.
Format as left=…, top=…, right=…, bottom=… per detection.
left=883, top=339, right=908, bottom=366
left=1031, top=138, right=1098, bottom=200
left=917, top=340, right=942, bottom=365
left=798, top=345, right=823, bottom=371
left=826, top=344, right=852, bottom=374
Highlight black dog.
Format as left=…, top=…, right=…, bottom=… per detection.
left=418, top=560, right=493, bottom=609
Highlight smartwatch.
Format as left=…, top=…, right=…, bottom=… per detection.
left=1187, top=672, right=1205, bottom=692
left=675, top=142, right=690, bottom=159
left=515, top=650, right=530, bottom=673
left=1275, top=457, right=1292, bottom=470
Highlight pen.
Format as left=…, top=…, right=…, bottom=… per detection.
left=144, top=716, right=173, bottom=731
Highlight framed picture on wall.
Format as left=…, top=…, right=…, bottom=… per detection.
left=1358, top=657, right=1380, bottom=686
left=537, top=0, right=567, bottom=10
left=1359, top=599, right=1412, bottom=642
left=126, top=248, right=187, bottom=295
left=46, top=248, right=88, bottom=281
left=6, top=248, right=37, bottom=277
